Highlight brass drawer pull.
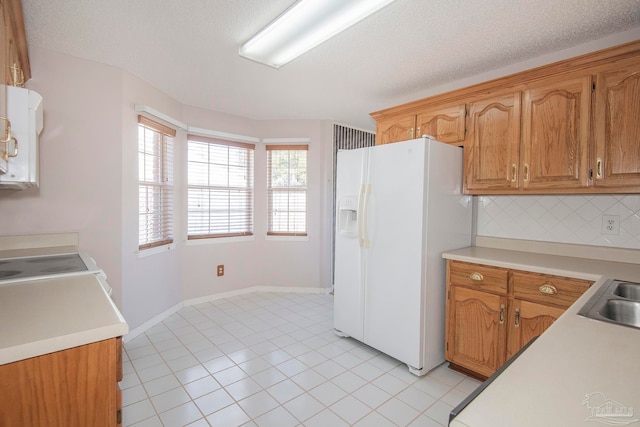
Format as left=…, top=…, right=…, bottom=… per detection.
left=515, top=308, right=520, bottom=328
left=539, top=283, right=558, bottom=295
left=499, top=304, right=505, bottom=325
left=469, top=272, right=484, bottom=281
left=0, top=117, right=11, bottom=143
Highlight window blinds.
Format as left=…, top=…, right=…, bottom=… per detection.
left=138, top=116, right=175, bottom=249
left=187, top=135, right=255, bottom=239
left=266, top=145, right=308, bottom=236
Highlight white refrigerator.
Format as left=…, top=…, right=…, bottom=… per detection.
left=334, top=137, right=472, bottom=375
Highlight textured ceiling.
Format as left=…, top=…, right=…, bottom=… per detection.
left=21, top=0, right=640, bottom=131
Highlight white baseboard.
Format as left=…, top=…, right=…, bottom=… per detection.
left=184, top=285, right=330, bottom=306
left=123, top=302, right=184, bottom=343
left=125, top=286, right=330, bottom=343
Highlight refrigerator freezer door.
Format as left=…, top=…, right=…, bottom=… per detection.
left=334, top=147, right=368, bottom=341
left=363, top=139, right=426, bottom=369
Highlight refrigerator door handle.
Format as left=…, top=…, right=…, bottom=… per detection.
left=362, top=184, right=371, bottom=248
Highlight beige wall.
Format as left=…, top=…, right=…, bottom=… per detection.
left=121, top=71, right=185, bottom=329
left=0, top=47, right=125, bottom=308
left=179, top=111, right=330, bottom=300
left=0, top=47, right=330, bottom=330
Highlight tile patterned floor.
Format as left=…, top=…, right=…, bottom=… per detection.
left=121, top=292, right=480, bottom=426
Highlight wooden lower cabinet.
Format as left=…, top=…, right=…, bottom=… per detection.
left=0, top=336, right=123, bottom=427
left=506, top=299, right=564, bottom=360
left=446, top=286, right=507, bottom=378
left=445, top=260, right=592, bottom=379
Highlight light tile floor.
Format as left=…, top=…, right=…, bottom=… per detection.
left=121, top=292, right=481, bottom=427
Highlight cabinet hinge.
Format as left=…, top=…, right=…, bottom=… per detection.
left=116, top=409, right=122, bottom=425
left=592, top=82, right=596, bottom=92
left=589, top=168, right=593, bottom=180
left=447, top=290, right=450, bottom=300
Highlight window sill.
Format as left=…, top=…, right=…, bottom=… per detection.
left=137, top=242, right=176, bottom=258
left=186, top=235, right=255, bottom=245
left=265, top=235, right=309, bottom=242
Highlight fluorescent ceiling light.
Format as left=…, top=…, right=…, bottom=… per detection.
left=239, top=0, right=397, bottom=68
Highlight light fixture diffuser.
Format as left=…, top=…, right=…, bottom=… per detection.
left=239, top=0, right=397, bottom=68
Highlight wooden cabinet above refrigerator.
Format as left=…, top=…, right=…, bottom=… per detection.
left=370, top=40, right=640, bottom=195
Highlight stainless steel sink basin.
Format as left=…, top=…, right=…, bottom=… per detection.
left=578, top=279, right=640, bottom=330
left=599, top=299, right=640, bottom=328
left=614, top=282, right=640, bottom=300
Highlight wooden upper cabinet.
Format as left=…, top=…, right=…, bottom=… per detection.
left=1, top=0, right=7, bottom=86
left=593, top=57, right=640, bottom=188
left=521, top=76, right=591, bottom=190
left=1, top=0, right=30, bottom=174
left=2, top=0, right=30, bottom=85
left=465, top=92, right=521, bottom=191
left=374, top=102, right=467, bottom=146
left=0, top=1, right=7, bottom=174
left=373, top=41, right=640, bottom=193
left=415, top=102, right=466, bottom=145
left=376, top=115, right=416, bottom=145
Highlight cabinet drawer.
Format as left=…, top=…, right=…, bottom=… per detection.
left=449, top=261, right=508, bottom=295
left=512, top=271, right=593, bottom=308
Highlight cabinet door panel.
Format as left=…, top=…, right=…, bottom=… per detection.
left=416, top=103, right=466, bottom=145
left=446, top=286, right=507, bottom=378
left=376, top=116, right=416, bottom=145
left=3, top=0, right=30, bottom=83
left=521, top=76, right=591, bottom=189
left=506, top=300, right=564, bottom=359
left=594, top=58, right=640, bottom=187
left=465, top=92, right=521, bottom=191
left=0, top=339, right=117, bottom=426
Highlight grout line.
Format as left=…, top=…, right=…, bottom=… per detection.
left=122, top=292, right=469, bottom=426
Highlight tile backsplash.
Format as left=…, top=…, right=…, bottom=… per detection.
left=476, top=194, right=640, bottom=250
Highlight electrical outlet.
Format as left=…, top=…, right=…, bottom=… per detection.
left=601, top=215, right=620, bottom=235
left=217, top=265, right=224, bottom=276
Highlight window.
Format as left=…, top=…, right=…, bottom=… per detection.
left=187, top=135, right=255, bottom=239
left=138, top=116, right=174, bottom=249
left=267, top=145, right=308, bottom=236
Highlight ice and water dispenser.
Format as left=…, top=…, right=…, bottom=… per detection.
left=338, top=196, right=358, bottom=236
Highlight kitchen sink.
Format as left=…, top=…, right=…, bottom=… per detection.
left=578, top=279, right=640, bottom=330
left=599, top=300, right=640, bottom=328
left=613, top=282, right=640, bottom=300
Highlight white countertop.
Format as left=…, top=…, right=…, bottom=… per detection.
left=443, top=247, right=640, bottom=427
left=0, top=274, right=128, bottom=365
left=442, top=246, right=640, bottom=282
